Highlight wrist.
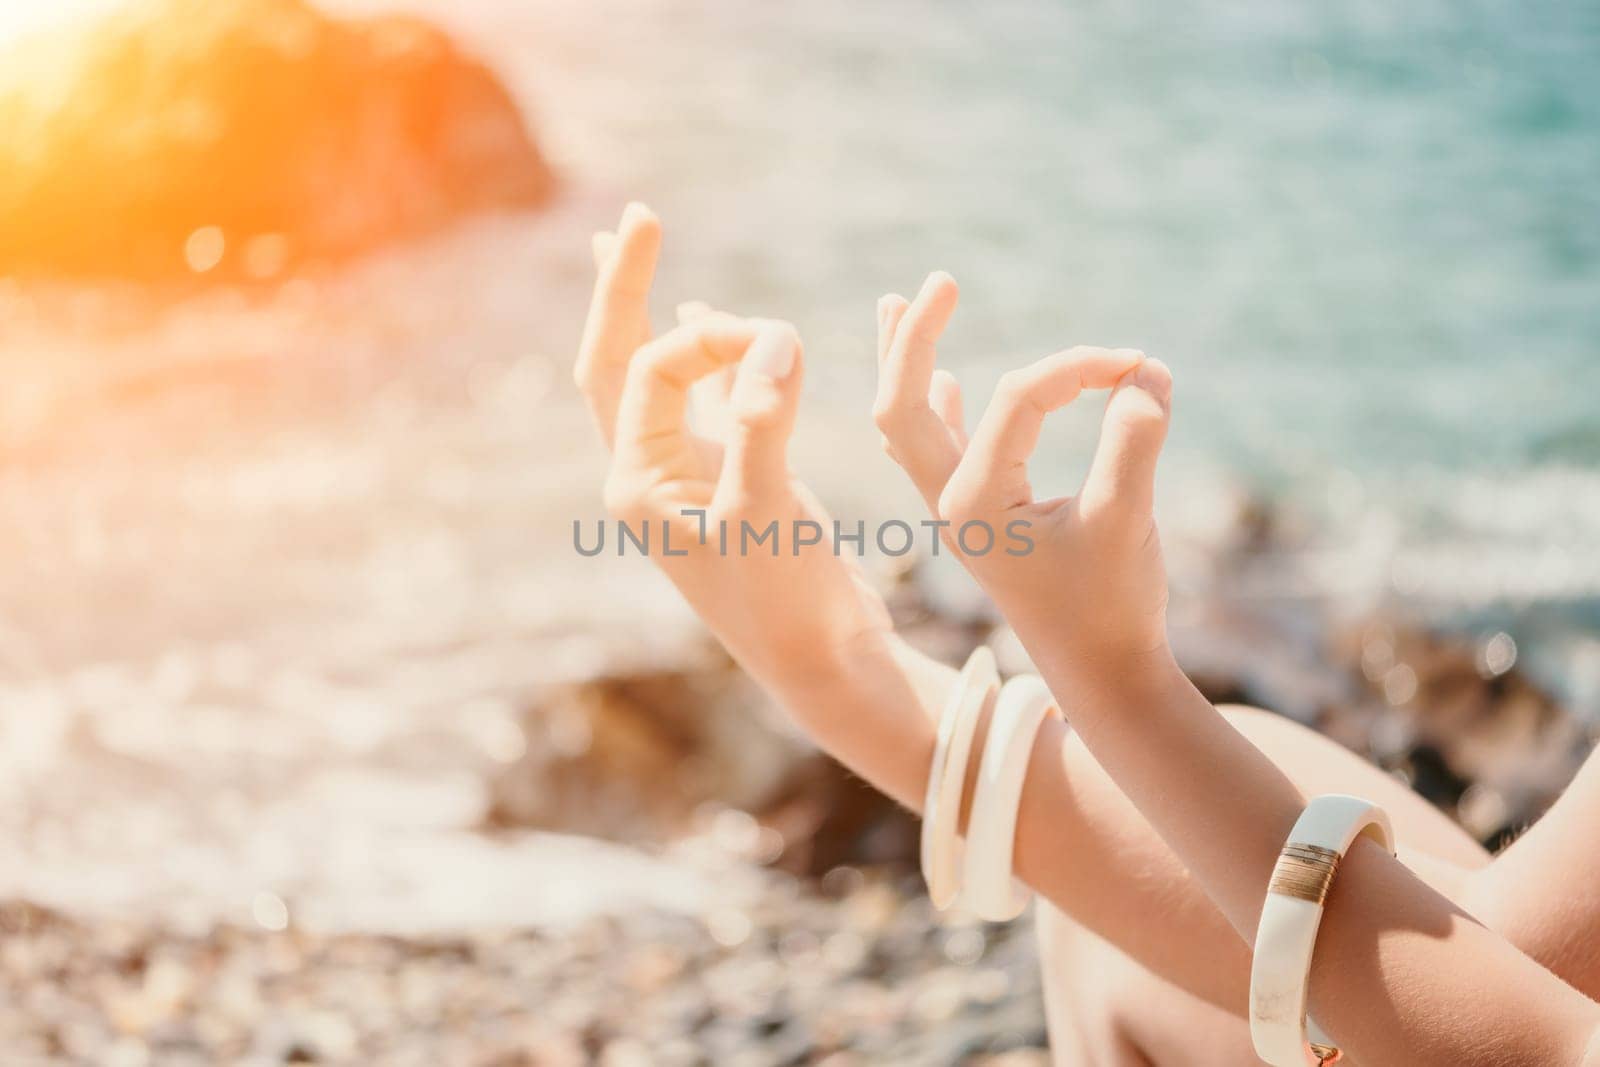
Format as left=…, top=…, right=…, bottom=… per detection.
left=762, top=623, right=916, bottom=714
left=761, top=626, right=952, bottom=812
left=1039, top=639, right=1190, bottom=740
left=700, top=585, right=890, bottom=705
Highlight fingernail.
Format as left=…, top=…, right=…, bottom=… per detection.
left=1132, top=358, right=1173, bottom=409
left=745, top=323, right=797, bottom=380
left=621, top=201, right=652, bottom=228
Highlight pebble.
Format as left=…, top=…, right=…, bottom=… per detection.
left=0, top=873, right=1047, bottom=1064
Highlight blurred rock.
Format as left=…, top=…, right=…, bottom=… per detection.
left=757, top=755, right=920, bottom=878
left=1324, top=621, right=1588, bottom=842
left=1161, top=492, right=1588, bottom=847
left=485, top=657, right=810, bottom=842
left=486, top=565, right=979, bottom=878
left=0, top=0, right=554, bottom=282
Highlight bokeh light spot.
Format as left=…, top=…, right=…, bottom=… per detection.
left=251, top=890, right=289, bottom=931
left=1477, top=632, right=1518, bottom=678
left=184, top=226, right=226, bottom=273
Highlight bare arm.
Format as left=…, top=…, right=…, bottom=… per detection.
left=871, top=272, right=1600, bottom=1065
left=1076, top=653, right=1599, bottom=1065
left=574, top=211, right=1482, bottom=1022
left=575, top=205, right=1249, bottom=1005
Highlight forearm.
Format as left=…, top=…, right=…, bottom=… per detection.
left=1314, top=837, right=1600, bottom=1066
left=1013, top=713, right=1252, bottom=1008
left=1015, top=704, right=1483, bottom=1012
left=1063, top=652, right=1304, bottom=936
left=765, top=633, right=1279, bottom=1010
left=1057, top=649, right=1600, bottom=1065
left=760, top=631, right=953, bottom=811
left=764, top=630, right=1494, bottom=1015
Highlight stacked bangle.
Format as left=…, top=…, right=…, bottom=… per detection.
left=920, top=646, right=1001, bottom=910
left=1249, top=793, right=1396, bottom=1066
left=963, top=674, right=1059, bottom=921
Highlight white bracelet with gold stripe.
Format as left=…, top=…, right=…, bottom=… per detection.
left=1249, top=793, right=1396, bottom=1066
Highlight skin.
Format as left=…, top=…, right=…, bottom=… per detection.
left=575, top=203, right=1600, bottom=1065
left=873, top=271, right=1600, bottom=1065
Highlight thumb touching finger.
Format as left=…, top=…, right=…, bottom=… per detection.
left=1081, top=357, right=1173, bottom=529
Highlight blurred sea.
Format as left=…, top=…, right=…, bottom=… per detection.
left=1, top=0, right=1599, bottom=926
left=6, top=0, right=1599, bottom=647
left=375, top=3, right=1600, bottom=586
left=369, top=0, right=1600, bottom=687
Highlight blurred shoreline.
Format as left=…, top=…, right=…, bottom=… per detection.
left=1, top=195, right=1595, bottom=920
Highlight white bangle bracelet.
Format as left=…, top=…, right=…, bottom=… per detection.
left=963, top=673, right=1058, bottom=921
left=1249, top=793, right=1396, bottom=1067
left=920, top=645, right=1000, bottom=910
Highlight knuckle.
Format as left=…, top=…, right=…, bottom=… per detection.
left=733, top=403, right=777, bottom=433
left=631, top=340, right=669, bottom=381
left=639, top=328, right=699, bottom=378
left=905, top=317, right=942, bottom=348
left=1131, top=404, right=1171, bottom=433
left=734, top=384, right=787, bottom=432
left=994, top=369, right=1029, bottom=403
left=996, top=373, right=1044, bottom=418
left=996, top=368, right=1026, bottom=392
left=873, top=395, right=935, bottom=439
left=871, top=401, right=901, bottom=436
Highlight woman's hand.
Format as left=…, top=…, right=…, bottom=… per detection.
left=873, top=276, right=1600, bottom=1067
left=575, top=204, right=891, bottom=697
left=872, top=271, right=1174, bottom=698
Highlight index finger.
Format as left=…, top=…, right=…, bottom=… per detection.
left=574, top=203, right=663, bottom=446
left=953, top=347, right=1145, bottom=511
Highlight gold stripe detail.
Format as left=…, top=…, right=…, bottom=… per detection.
left=1310, top=1041, right=1343, bottom=1063
left=1268, top=843, right=1341, bottom=905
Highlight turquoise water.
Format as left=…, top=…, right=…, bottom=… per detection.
left=389, top=0, right=1600, bottom=614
